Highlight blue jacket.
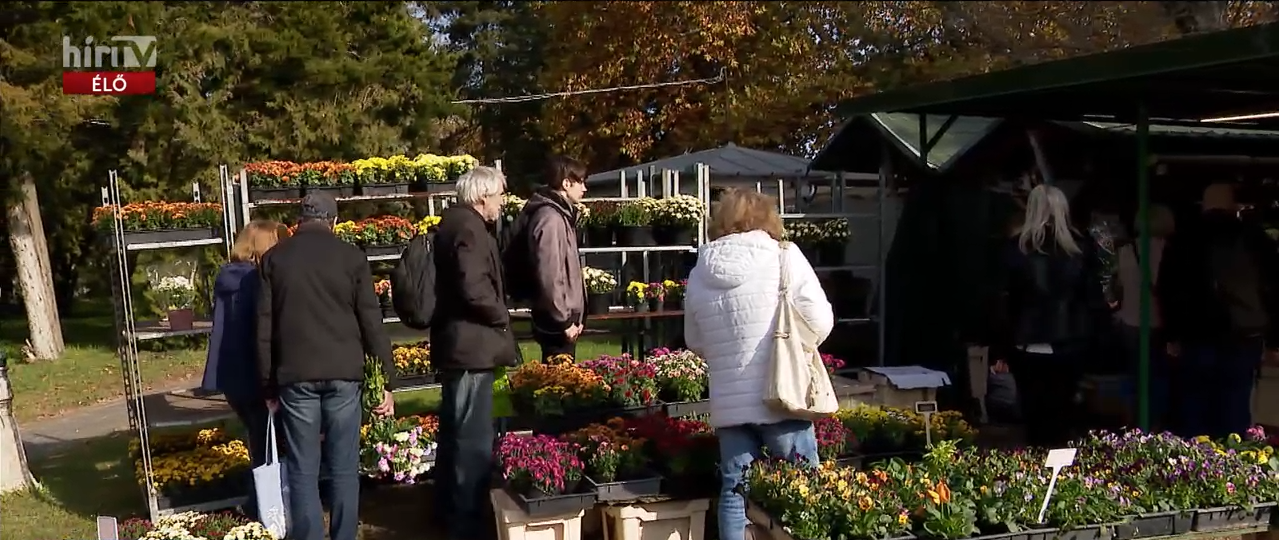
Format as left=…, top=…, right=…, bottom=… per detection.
left=202, top=261, right=261, bottom=402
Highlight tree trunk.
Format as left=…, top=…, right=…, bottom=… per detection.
left=6, top=175, right=64, bottom=360
left=0, top=356, right=36, bottom=493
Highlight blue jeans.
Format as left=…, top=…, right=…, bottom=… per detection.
left=717, top=420, right=819, bottom=540
left=1178, top=339, right=1263, bottom=440
left=278, top=380, right=362, bottom=540
left=435, top=370, right=495, bottom=540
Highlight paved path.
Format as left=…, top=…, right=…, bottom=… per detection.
left=20, top=379, right=235, bottom=459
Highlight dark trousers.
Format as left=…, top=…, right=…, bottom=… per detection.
left=436, top=369, right=496, bottom=540
left=533, top=328, right=575, bottom=362
left=1007, top=348, right=1083, bottom=448
left=1118, top=325, right=1173, bottom=432
left=278, top=380, right=362, bottom=540
left=227, top=397, right=274, bottom=520
left=1177, top=338, right=1263, bottom=440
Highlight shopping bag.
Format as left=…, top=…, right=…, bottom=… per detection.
left=253, top=410, right=290, bottom=538
left=763, top=243, right=839, bottom=419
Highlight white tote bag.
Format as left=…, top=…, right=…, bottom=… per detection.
left=763, top=242, right=840, bottom=420
left=253, top=410, right=290, bottom=538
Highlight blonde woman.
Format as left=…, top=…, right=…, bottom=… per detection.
left=1114, top=205, right=1175, bottom=430
left=683, top=189, right=834, bottom=540
left=200, top=220, right=287, bottom=519
left=988, top=185, right=1107, bottom=447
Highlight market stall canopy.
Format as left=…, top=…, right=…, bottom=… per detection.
left=831, top=22, right=1279, bottom=128
left=585, top=143, right=834, bottom=185
left=811, top=113, right=1002, bottom=173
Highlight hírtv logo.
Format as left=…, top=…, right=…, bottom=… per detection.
left=63, top=36, right=157, bottom=69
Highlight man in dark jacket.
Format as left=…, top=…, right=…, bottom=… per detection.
left=1158, top=183, right=1279, bottom=439
left=257, top=192, right=396, bottom=540
left=430, top=165, right=518, bottom=540
left=516, top=155, right=588, bottom=360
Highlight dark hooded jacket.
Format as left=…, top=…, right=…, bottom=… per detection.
left=202, top=261, right=260, bottom=402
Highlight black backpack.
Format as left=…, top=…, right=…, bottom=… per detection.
left=501, top=204, right=552, bottom=303
left=390, top=233, right=437, bottom=330
left=1206, top=234, right=1269, bottom=335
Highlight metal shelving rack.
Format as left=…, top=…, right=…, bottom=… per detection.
left=222, top=161, right=508, bottom=393
left=577, top=163, right=710, bottom=312
left=745, top=171, right=887, bottom=366
left=102, top=168, right=239, bottom=520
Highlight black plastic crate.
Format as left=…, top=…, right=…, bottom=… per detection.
left=1193, top=502, right=1276, bottom=532
left=1113, top=511, right=1192, bottom=539
left=507, top=486, right=596, bottom=518
left=587, top=474, right=662, bottom=502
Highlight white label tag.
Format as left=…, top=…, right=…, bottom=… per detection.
left=1045, top=448, right=1077, bottom=468
left=914, top=400, right=938, bottom=414
left=97, top=516, right=119, bottom=540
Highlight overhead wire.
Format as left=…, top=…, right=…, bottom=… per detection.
left=451, top=68, right=726, bottom=104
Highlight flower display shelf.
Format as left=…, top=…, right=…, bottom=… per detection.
left=505, top=486, right=597, bottom=519
left=1113, top=511, right=1193, bottom=539
left=395, top=373, right=437, bottom=388
left=664, top=399, right=709, bottom=418
left=154, top=475, right=250, bottom=510
left=1191, top=502, right=1276, bottom=532
left=248, top=186, right=302, bottom=202
left=360, top=183, right=410, bottom=196
left=602, top=498, right=711, bottom=540
left=307, top=185, right=355, bottom=198
left=122, top=228, right=219, bottom=246
left=588, top=473, right=663, bottom=503
left=363, top=244, right=406, bottom=258
left=419, top=180, right=457, bottom=194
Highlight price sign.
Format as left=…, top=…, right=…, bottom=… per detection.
left=915, top=401, right=939, bottom=447
left=1037, top=447, right=1078, bottom=524
left=97, top=516, right=119, bottom=540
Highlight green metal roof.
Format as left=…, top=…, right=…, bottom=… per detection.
left=832, top=23, right=1279, bottom=128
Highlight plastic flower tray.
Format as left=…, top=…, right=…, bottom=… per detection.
left=363, top=244, right=407, bottom=257
left=1113, top=511, right=1193, bottom=539
left=120, top=228, right=218, bottom=245
left=248, top=186, right=302, bottom=202
left=832, top=454, right=863, bottom=469
left=359, top=183, right=409, bottom=196
left=418, top=180, right=457, bottom=194
left=306, top=185, right=355, bottom=198
left=395, top=373, right=437, bottom=388
left=663, top=400, right=710, bottom=418
left=587, top=473, right=662, bottom=503
left=747, top=501, right=916, bottom=540
left=967, top=528, right=1060, bottom=540
left=506, top=486, right=597, bottom=519
left=1192, top=502, right=1276, bottom=532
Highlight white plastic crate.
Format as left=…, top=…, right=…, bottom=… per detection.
left=601, top=499, right=710, bottom=540
left=490, top=488, right=587, bottom=540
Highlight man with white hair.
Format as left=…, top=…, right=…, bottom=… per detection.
left=429, top=165, right=518, bottom=540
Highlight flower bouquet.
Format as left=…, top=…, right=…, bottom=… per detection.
left=625, top=281, right=649, bottom=312
left=581, top=201, right=619, bottom=246
left=652, top=195, right=705, bottom=245
left=815, top=416, right=857, bottom=463
left=119, top=511, right=277, bottom=540
left=244, top=160, right=303, bottom=200
left=502, top=194, right=527, bottom=224
left=297, top=161, right=357, bottom=196
left=148, top=267, right=199, bottom=331
left=497, top=433, right=596, bottom=516
left=661, top=279, right=686, bottom=309
left=93, top=202, right=224, bottom=245
left=583, top=266, right=617, bottom=315
left=359, top=415, right=437, bottom=485
left=816, top=218, right=850, bottom=265
left=334, top=216, right=416, bottom=256
left=650, top=348, right=709, bottom=415
left=392, top=341, right=433, bottom=385
left=375, top=279, right=393, bottom=318
left=416, top=215, right=441, bottom=235
left=507, top=361, right=610, bottom=430
left=643, top=281, right=667, bottom=311
left=410, top=153, right=478, bottom=191
left=615, top=199, right=657, bottom=247
left=580, top=354, right=660, bottom=410
left=821, top=353, right=847, bottom=375
left=623, top=413, right=719, bottom=497
left=565, top=422, right=661, bottom=501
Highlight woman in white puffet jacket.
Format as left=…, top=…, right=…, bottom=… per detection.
left=683, top=189, right=836, bottom=540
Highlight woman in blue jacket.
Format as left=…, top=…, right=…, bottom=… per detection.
left=201, top=220, right=287, bottom=517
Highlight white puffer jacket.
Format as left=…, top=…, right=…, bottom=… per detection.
left=684, top=231, right=835, bottom=429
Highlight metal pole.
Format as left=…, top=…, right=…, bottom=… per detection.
left=1136, top=102, right=1152, bottom=430
left=878, top=143, right=891, bottom=367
